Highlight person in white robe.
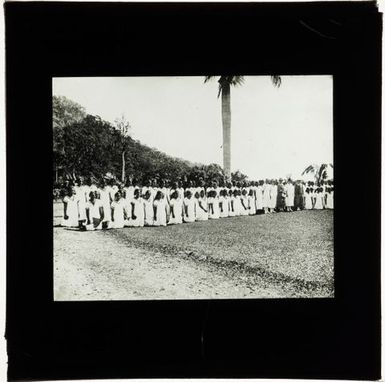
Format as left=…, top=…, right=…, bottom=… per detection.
left=85, top=191, right=104, bottom=230
left=304, top=187, right=313, bottom=210
left=143, top=191, right=154, bottom=226
left=158, top=180, right=170, bottom=220
left=99, top=182, right=112, bottom=226
left=233, top=190, right=242, bottom=216
left=269, top=180, right=278, bottom=212
left=153, top=191, right=167, bottom=226
left=325, top=181, right=334, bottom=209
left=196, top=190, right=209, bottom=221
left=255, top=182, right=263, bottom=212
left=314, top=187, right=325, bottom=210
left=219, top=190, right=229, bottom=218
left=207, top=190, right=220, bottom=219
left=74, top=179, right=88, bottom=227
left=111, top=192, right=127, bottom=228
left=124, top=180, right=136, bottom=215
left=286, top=179, right=295, bottom=212
left=128, top=189, right=145, bottom=227
left=141, top=180, right=154, bottom=204
left=183, top=190, right=196, bottom=223
left=61, top=187, right=80, bottom=228
left=228, top=190, right=236, bottom=217
left=248, top=189, right=256, bottom=215
left=168, top=190, right=183, bottom=225
left=239, top=189, right=249, bottom=216
left=262, top=180, right=270, bottom=214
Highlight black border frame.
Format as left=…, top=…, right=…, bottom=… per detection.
left=5, top=2, right=381, bottom=380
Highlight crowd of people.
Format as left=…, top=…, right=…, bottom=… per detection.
left=58, top=177, right=334, bottom=230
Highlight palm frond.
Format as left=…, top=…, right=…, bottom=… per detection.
left=302, top=165, right=315, bottom=175
left=230, top=76, right=245, bottom=86
left=216, top=76, right=245, bottom=97
left=204, top=76, right=216, bottom=83
left=271, top=75, right=282, bottom=88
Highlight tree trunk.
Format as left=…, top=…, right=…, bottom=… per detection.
left=221, top=83, right=231, bottom=181
left=121, top=151, right=126, bottom=182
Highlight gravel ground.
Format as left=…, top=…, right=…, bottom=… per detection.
left=54, top=227, right=290, bottom=300
left=54, top=203, right=334, bottom=300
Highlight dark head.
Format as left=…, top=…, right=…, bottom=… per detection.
left=89, top=191, right=95, bottom=202
left=143, top=190, right=150, bottom=200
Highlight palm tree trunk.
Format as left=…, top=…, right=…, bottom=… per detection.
left=221, top=83, right=231, bottom=181
left=121, top=151, right=126, bottom=182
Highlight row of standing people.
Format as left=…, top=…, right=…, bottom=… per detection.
left=60, top=178, right=334, bottom=230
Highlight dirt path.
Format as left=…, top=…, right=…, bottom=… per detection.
left=54, top=227, right=288, bottom=300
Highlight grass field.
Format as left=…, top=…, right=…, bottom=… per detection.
left=54, top=203, right=334, bottom=299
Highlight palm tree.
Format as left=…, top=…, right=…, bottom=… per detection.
left=302, top=163, right=334, bottom=185
left=204, top=75, right=282, bottom=181
left=114, top=115, right=131, bottom=182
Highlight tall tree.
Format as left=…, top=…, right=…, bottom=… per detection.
left=114, top=115, right=131, bottom=182
left=204, top=75, right=282, bottom=181
left=53, top=95, right=86, bottom=180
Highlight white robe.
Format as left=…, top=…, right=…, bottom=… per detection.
left=196, top=197, right=209, bottom=221
left=286, top=183, right=295, bottom=207
left=111, top=200, right=126, bottom=228
left=99, top=188, right=112, bottom=222
left=314, top=192, right=324, bottom=210
left=239, top=196, right=249, bottom=216
left=228, top=196, right=236, bottom=217
left=86, top=199, right=103, bottom=230
left=183, top=198, right=196, bottom=223
left=326, top=191, right=334, bottom=209
left=248, top=195, right=256, bottom=215
left=262, top=184, right=270, bottom=208
left=61, top=196, right=79, bottom=227
left=304, top=192, right=313, bottom=210
left=153, top=199, right=167, bottom=226
left=143, top=199, right=154, bottom=226
left=168, top=198, right=183, bottom=225
left=270, top=185, right=278, bottom=209
left=207, top=197, right=220, bottom=219
left=219, top=196, right=229, bottom=218
left=255, top=187, right=263, bottom=210
left=233, top=196, right=241, bottom=216
left=128, top=198, right=145, bottom=227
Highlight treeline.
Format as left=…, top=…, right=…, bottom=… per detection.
left=53, top=96, right=248, bottom=185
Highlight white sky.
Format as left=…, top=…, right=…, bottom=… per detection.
left=53, top=75, right=333, bottom=180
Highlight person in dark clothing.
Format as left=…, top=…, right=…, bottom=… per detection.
left=276, top=178, right=286, bottom=212
left=294, top=180, right=305, bottom=210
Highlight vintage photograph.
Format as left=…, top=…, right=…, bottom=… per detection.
left=53, top=75, right=334, bottom=300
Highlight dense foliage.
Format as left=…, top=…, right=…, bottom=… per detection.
left=53, top=96, right=247, bottom=185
